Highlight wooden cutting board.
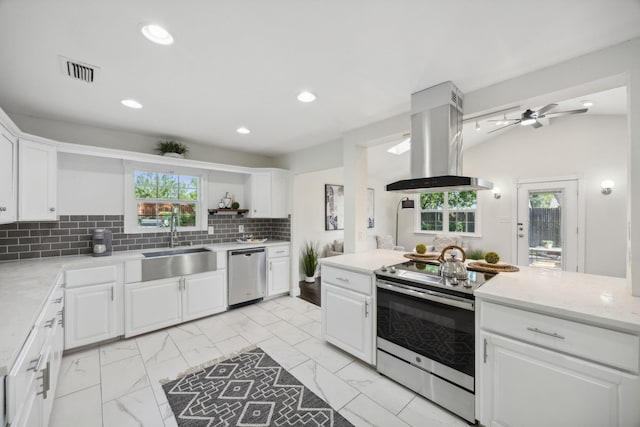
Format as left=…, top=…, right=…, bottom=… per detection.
left=467, top=261, right=520, bottom=273
left=403, top=253, right=441, bottom=264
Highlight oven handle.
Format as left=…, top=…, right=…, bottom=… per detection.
left=377, top=280, right=474, bottom=311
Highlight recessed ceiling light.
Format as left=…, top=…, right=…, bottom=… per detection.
left=236, top=127, right=251, bottom=134
left=297, top=91, right=317, bottom=103
left=387, top=137, right=411, bottom=155
left=121, top=99, right=142, bottom=109
left=581, top=100, right=594, bottom=107
left=141, top=24, right=174, bottom=45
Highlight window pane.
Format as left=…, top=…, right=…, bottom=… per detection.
left=158, top=174, right=178, bottom=199
left=420, top=193, right=444, bottom=210
left=421, top=212, right=443, bottom=231
left=135, top=172, right=158, bottom=199
left=448, top=191, right=476, bottom=209
left=449, top=211, right=474, bottom=233
left=179, top=204, right=196, bottom=227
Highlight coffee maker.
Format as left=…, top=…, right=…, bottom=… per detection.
left=92, top=229, right=112, bottom=257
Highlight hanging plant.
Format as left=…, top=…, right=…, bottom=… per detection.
left=156, top=140, right=189, bottom=158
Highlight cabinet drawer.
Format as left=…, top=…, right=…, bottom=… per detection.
left=65, top=264, right=117, bottom=288
left=267, top=245, right=290, bottom=258
left=481, top=301, right=640, bottom=372
left=322, top=266, right=372, bottom=295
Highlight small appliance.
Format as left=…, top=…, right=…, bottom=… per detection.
left=92, top=229, right=112, bottom=257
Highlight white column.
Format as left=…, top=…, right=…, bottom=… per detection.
left=627, top=67, right=640, bottom=296
left=343, top=142, right=368, bottom=253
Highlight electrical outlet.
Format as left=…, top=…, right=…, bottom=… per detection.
left=208, top=226, right=214, bottom=235
left=239, top=225, right=244, bottom=233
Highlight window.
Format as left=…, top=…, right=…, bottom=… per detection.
left=124, top=164, right=208, bottom=233
left=417, top=190, right=478, bottom=234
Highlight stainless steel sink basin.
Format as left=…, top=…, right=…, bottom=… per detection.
left=141, top=247, right=217, bottom=281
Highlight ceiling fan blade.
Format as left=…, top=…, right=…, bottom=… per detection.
left=488, top=121, right=519, bottom=133
left=543, top=108, right=589, bottom=118
left=531, top=120, right=543, bottom=129
left=536, top=103, right=558, bottom=115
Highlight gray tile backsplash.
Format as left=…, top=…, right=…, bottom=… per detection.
left=0, top=215, right=290, bottom=261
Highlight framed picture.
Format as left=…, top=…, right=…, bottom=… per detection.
left=324, top=184, right=375, bottom=230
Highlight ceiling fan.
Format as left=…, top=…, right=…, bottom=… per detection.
left=488, top=103, right=588, bottom=133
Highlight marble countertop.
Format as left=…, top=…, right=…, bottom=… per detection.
left=0, top=241, right=290, bottom=376
left=475, top=266, right=640, bottom=333
left=318, top=249, right=408, bottom=275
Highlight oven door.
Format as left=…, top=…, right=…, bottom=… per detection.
left=376, top=279, right=475, bottom=383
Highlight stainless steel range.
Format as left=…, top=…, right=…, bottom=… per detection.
left=375, top=261, right=495, bottom=424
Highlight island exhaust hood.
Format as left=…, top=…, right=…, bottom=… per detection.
left=386, top=81, right=493, bottom=193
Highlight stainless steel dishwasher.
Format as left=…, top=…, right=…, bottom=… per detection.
left=228, top=247, right=266, bottom=306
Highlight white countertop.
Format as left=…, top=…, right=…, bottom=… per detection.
left=318, top=249, right=408, bottom=275
left=475, top=266, right=640, bottom=333
left=0, top=241, right=289, bottom=376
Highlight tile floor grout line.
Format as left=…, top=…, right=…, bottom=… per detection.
left=133, top=331, right=168, bottom=425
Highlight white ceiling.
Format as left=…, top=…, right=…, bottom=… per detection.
left=0, top=1, right=639, bottom=156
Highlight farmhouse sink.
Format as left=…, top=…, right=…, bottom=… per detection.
left=141, top=247, right=217, bottom=281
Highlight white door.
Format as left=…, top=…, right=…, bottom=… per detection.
left=516, top=179, right=579, bottom=272
left=322, top=283, right=372, bottom=364
left=0, top=126, right=17, bottom=224
left=182, top=271, right=227, bottom=322
left=124, top=278, right=182, bottom=337
left=480, top=332, right=623, bottom=427
left=267, top=256, right=290, bottom=295
left=64, top=283, right=116, bottom=349
left=18, top=139, right=57, bottom=221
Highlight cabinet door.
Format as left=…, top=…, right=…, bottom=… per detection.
left=182, top=271, right=227, bottom=322
left=250, top=172, right=271, bottom=218
left=64, top=283, right=117, bottom=349
left=267, top=256, right=290, bottom=296
left=18, top=139, right=57, bottom=221
left=10, top=377, right=42, bottom=427
left=0, top=125, right=17, bottom=224
left=270, top=170, right=289, bottom=218
left=480, top=332, right=627, bottom=427
left=124, top=278, right=182, bottom=337
left=322, top=283, right=373, bottom=364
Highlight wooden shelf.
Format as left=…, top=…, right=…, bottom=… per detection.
left=208, top=209, right=249, bottom=215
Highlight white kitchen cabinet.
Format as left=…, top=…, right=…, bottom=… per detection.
left=246, top=169, right=290, bottom=218
left=64, top=264, right=123, bottom=350
left=267, top=245, right=290, bottom=296
left=18, top=138, right=57, bottom=221
left=124, top=277, right=182, bottom=337
left=182, top=270, right=227, bottom=322
left=321, top=265, right=374, bottom=364
left=0, top=123, right=17, bottom=224
left=125, top=270, right=227, bottom=337
left=477, top=300, right=640, bottom=426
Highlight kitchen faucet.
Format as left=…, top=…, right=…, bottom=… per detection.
left=169, top=204, right=179, bottom=248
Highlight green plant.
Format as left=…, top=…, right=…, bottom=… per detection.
left=300, top=241, right=320, bottom=278
left=156, top=140, right=189, bottom=156
left=484, top=251, right=500, bottom=264
left=542, top=240, right=554, bottom=246
left=231, top=201, right=240, bottom=209
left=466, top=248, right=485, bottom=260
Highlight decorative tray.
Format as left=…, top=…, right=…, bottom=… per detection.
left=236, top=238, right=268, bottom=244
left=467, top=260, right=520, bottom=273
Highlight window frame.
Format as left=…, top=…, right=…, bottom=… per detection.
left=413, top=191, right=482, bottom=237
left=124, top=162, right=208, bottom=234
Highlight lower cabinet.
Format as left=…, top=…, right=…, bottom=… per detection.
left=321, top=279, right=373, bottom=364
left=6, top=282, right=64, bottom=427
left=268, top=256, right=290, bottom=296
left=65, top=283, right=118, bottom=349
left=125, top=270, right=226, bottom=337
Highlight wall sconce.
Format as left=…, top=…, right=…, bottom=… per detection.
left=601, top=180, right=614, bottom=195
left=492, top=187, right=501, bottom=199
left=396, top=197, right=415, bottom=246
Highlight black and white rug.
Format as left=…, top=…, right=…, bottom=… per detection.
left=163, top=347, right=353, bottom=426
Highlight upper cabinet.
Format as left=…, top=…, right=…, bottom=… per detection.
left=0, top=124, right=17, bottom=224
left=246, top=169, right=290, bottom=218
left=18, top=139, right=57, bottom=221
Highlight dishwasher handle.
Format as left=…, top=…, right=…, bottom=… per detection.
left=230, top=248, right=265, bottom=256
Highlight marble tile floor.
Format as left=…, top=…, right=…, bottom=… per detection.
left=50, top=295, right=467, bottom=427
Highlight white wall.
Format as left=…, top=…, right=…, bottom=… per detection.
left=58, top=153, right=123, bottom=215
left=208, top=171, right=247, bottom=210
left=11, top=112, right=276, bottom=168
left=397, top=114, right=628, bottom=278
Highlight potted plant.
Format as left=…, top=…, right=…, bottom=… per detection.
left=156, top=140, right=189, bottom=158
left=300, top=241, right=320, bottom=283
left=542, top=240, right=554, bottom=249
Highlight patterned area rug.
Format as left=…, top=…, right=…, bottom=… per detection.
left=163, top=348, right=353, bottom=426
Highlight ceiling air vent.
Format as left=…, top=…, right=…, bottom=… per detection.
left=59, top=56, right=100, bottom=83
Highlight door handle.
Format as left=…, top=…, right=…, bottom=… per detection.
left=110, top=286, right=114, bottom=301
left=269, top=261, right=272, bottom=271
left=518, top=234, right=524, bottom=238
left=483, top=338, right=488, bottom=363
left=364, top=301, right=369, bottom=317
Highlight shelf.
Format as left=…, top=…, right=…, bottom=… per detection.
left=208, top=209, right=249, bottom=216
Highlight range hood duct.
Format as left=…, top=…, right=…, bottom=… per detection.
left=386, top=81, right=493, bottom=193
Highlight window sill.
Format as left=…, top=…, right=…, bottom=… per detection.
left=413, top=230, right=482, bottom=238
left=124, top=226, right=203, bottom=235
